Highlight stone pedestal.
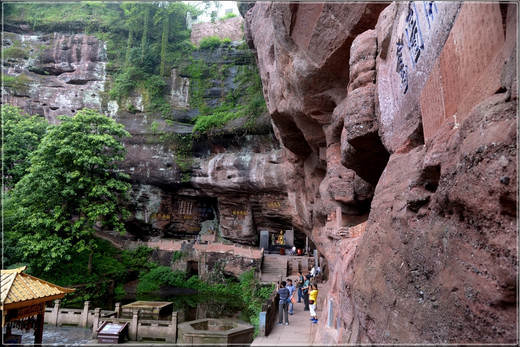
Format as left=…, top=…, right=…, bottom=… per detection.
left=327, top=299, right=333, bottom=327
left=285, top=229, right=294, bottom=247
left=260, top=230, right=270, bottom=253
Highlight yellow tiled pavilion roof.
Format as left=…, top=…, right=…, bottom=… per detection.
left=1, top=266, right=75, bottom=311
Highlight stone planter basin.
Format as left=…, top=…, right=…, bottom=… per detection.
left=177, top=318, right=254, bottom=345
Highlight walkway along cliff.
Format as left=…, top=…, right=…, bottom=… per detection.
left=242, top=1, right=517, bottom=344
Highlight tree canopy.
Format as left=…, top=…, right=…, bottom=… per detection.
left=6, top=109, right=131, bottom=273
left=2, top=105, right=49, bottom=189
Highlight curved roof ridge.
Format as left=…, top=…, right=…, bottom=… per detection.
left=1, top=266, right=75, bottom=308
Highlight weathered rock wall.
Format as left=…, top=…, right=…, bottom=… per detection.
left=2, top=32, right=108, bottom=124
left=244, top=1, right=517, bottom=343
left=2, top=25, right=293, bottom=245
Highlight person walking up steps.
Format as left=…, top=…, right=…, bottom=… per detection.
left=277, top=280, right=290, bottom=325
left=297, top=271, right=304, bottom=303
left=286, top=278, right=296, bottom=315
left=309, top=283, right=319, bottom=324
left=302, top=274, right=311, bottom=311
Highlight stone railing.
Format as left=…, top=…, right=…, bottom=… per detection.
left=44, top=300, right=116, bottom=328
left=124, top=239, right=264, bottom=259
left=92, top=309, right=178, bottom=343
left=45, top=300, right=178, bottom=343
left=257, top=290, right=279, bottom=337
left=193, top=243, right=263, bottom=259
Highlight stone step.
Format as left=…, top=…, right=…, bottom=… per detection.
left=262, top=257, right=288, bottom=279
left=263, top=263, right=286, bottom=269
left=263, top=269, right=286, bottom=274
left=262, top=257, right=287, bottom=281
left=263, top=270, right=285, bottom=275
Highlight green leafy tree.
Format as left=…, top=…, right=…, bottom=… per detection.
left=140, top=5, right=150, bottom=63
left=154, top=2, right=192, bottom=76
left=159, top=13, right=170, bottom=76
left=2, top=105, right=49, bottom=189
left=8, top=109, right=131, bottom=274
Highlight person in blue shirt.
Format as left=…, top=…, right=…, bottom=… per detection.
left=297, top=271, right=304, bottom=303
left=302, top=274, right=311, bottom=311
left=277, top=281, right=290, bottom=325
left=286, top=278, right=296, bottom=315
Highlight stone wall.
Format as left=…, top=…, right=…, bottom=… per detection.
left=190, top=16, right=244, bottom=46
left=145, top=239, right=264, bottom=279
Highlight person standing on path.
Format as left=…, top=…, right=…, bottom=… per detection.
left=297, top=271, right=304, bottom=303
left=309, top=283, right=319, bottom=324
left=286, top=278, right=296, bottom=315
left=302, top=274, right=311, bottom=311
left=277, top=280, right=290, bottom=325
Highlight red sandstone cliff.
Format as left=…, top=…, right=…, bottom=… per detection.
left=244, top=2, right=517, bottom=343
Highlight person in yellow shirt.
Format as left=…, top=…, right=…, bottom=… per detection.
left=309, top=283, right=319, bottom=324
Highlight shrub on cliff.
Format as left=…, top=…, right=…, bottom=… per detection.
left=220, top=13, right=238, bottom=21
left=137, top=266, right=187, bottom=294
left=199, top=35, right=224, bottom=50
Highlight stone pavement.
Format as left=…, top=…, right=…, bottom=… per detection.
left=251, top=279, right=330, bottom=346
left=8, top=325, right=92, bottom=345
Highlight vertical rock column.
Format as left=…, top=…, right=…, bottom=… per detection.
left=340, top=30, right=389, bottom=187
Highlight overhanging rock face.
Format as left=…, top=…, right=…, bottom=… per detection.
left=244, top=1, right=517, bottom=344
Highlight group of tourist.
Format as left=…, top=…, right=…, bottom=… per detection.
left=276, top=270, right=320, bottom=326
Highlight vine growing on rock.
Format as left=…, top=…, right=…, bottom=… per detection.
left=158, top=132, right=195, bottom=182
left=180, top=42, right=267, bottom=139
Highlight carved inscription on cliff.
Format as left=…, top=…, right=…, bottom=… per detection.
left=396, top=1, right=438, bottom=94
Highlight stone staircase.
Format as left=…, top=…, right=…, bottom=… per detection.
left=260, top=256, right=288, bottom=284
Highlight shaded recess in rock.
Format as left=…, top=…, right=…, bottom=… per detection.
left=341, top=132, right=390, bottom=187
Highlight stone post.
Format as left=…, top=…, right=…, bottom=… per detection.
left=258, top=312, right=266, bottom=337
left=92, top=308, right=101, bottom=339
left=336, top=206, right=342, bottom=229
left=327, top=299, right=333, bottom=327
left=81, top=301, right=90, bottom=327
left=115, top=302, right=122, bottom=318
left=285, top=229, right=294, bottom=247
left=169, top=311, right=178, bottom=343
left=130, top=309, right=139, bottom=341
left=260, top=230, right=269, bottom=254
left=51, top=299, right=60, bottom=326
